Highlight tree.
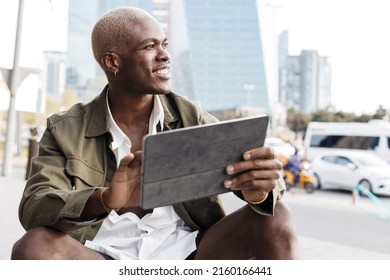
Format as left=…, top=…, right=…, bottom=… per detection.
left=372, top=105, right=387, bottom=120
left=311, top=110, right=335, bottom=122
left=287, top=108, right=311, bottom=137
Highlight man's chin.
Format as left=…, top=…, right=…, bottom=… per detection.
left=152, top=87, right=172, bottom=95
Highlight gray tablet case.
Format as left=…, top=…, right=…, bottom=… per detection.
left=141, top=115, right=269, bottom=209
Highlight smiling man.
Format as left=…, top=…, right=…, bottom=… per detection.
left=11, top=7, right=299, bottom=260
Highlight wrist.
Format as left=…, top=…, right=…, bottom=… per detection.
left=99, top=188, right=120, bottom=214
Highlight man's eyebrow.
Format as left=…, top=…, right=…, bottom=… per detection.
left=140, top=37, right=168, bottom=44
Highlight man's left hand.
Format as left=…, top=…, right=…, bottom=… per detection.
left=223, top=146, right=281, bottom=204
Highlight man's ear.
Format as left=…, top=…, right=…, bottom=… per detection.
left=100, top=52, right=120, bottom=74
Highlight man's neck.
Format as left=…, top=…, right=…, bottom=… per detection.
left=108, top=89, right=153, bottom=127
left=107, top=89, right=154, bottom=152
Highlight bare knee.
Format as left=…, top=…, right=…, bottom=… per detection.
left=12, top=226, right=105, bottom=260
left=271, top=200, right=296, bottom=234
left=196, top=201, right=300, bottom=260
left=251, top=201, right=300, bottom=259
left=12, top=226, right=73, bottom=260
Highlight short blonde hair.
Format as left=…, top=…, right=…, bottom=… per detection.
left=91, top=7, right=152, bottom=65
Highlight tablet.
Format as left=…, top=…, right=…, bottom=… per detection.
left=141, top=115, right=269, bottom=209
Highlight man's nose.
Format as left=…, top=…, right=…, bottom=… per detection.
left=156, top=46, right=170, bottom=61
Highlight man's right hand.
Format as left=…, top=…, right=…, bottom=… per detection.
left=102, top=151, right=143, bottom=210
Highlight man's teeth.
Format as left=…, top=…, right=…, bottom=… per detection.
left=155, top=68, right=168, bottom=74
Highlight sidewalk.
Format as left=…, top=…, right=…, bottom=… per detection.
left=1, top=163, right=390, bottom=260
left=0, top=168, right=26, bottom=260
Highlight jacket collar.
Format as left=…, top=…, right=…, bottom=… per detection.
left=158, top=92, right=180, bottom=130
left=85, top=85, right=111, bottom=138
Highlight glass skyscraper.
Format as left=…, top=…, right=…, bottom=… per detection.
left=170, top=0, right=271, bottom=114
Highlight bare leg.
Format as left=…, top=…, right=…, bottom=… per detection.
left=195, top=201, right=300, bottom=260
left=11, top=226, right=105, bottom=260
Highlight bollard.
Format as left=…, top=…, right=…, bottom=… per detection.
left=351, top=189, right=357, bottom=206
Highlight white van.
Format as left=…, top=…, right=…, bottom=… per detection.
left=303, top=120, right=390, bottom=163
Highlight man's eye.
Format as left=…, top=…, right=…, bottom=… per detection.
left=163, top=42, right=169, bottom=48
left=146, top=44, right=155, bottom=49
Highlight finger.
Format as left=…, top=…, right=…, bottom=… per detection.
left=226, top=158, right=282, bottom=175
left=117, top=151, right=142, bottom=169
left=127, top=151, right=143, bottom=168
left=224, top=170, right=280, bottom=190
left=243, top=146, right=276, bottom=161
left=133, top=150, right=143, bottom=161
left=232, top=178, right=277, bottom=191
left=118, top=154, right=135, bottom=168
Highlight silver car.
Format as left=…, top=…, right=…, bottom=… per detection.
left=311, top=150, right=390, bottom=196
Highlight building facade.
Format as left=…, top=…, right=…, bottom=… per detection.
left=278, top=31, right=331, bottom=113
left=170, top=0, right=274, bottom=114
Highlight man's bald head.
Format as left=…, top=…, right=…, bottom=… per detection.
left=91, top=7, right=154, bottom=66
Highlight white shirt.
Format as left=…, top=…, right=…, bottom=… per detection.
left=84, top=93, right=198, bottom=260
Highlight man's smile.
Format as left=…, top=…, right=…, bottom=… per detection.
left=153, top=66, right=171, bottom=79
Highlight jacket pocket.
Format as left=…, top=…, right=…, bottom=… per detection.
left=65, top=157, right=104, bottom=187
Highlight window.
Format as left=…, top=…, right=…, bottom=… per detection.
left=310, top=135, right=380, bottom=150
left=335, top=156, right=353, bottom=166
left=321, top=156, right=337, bottom=163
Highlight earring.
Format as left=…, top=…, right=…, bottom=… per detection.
left=114, top=69, right=118, bottom=77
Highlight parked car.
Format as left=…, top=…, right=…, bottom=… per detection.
left=311, top=150, right=390, bottom=196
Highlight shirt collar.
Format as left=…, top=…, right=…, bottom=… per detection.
left=149, top=94, right=165, bottom=134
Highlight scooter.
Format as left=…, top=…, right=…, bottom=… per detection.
left=282, top=158, right=317, bottom=193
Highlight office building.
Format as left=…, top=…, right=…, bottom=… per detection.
left=170, top=0, right=275, bottom=114
left=278, top=31, right=331, bottom=113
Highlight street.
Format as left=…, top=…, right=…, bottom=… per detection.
left=285, top=188, right=390, bottom=258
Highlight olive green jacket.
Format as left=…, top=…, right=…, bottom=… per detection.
left=19, top=85, right=285, bottom=244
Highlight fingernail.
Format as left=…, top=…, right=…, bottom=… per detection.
left=224, top=180, right=232, bottom=188
left=243, top=152, right=251, bottom=160
left=226, top=166, right=234, bottom=174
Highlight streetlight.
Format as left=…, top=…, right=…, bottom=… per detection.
left=2, top=0, right=24, bottom=177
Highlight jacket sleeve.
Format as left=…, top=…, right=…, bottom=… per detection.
left=18, top=125, right=105, bottom=233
